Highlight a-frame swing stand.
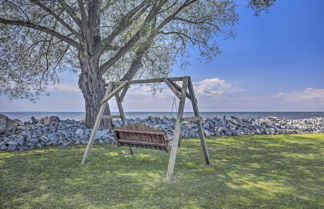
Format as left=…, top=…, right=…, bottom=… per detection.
left=81, top=76, right=210, bottom=180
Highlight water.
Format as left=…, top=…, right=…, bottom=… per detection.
left=1, top=112, right=324, bottom=122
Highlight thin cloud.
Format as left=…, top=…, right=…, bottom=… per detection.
left=47, top=83, right=81, bottom=93
left=273, top=88, right=324, bottom=100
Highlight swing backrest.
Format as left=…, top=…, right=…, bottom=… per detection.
left=114, top=123, right=170, bottom=152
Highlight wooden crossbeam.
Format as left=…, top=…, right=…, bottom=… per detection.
left=102, top=115, right=121, bottom=119
left=181, top=116, right=202, bottom=122
left=112, top=76, right=186, bottom=85
left=164, top=78, right=181, bottom=99
left=100, top=81, right=128, bottom=105
left=168, top=80, right=191, bottom=100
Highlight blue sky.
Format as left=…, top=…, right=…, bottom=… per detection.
left=1, top=0, right=324, bottom=112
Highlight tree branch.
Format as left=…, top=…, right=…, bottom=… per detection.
left=98, top=1, right=165, bottom=74
left=159, top=31, right=201, bottom=44
left=121, top=21, right=157, bottom=81
left=77, top=0, right=87, bottom=32
left=95, top=0, right=151, bottom=57
left=173, top=17, right=220, bottom=31
left=157, top=0, right=198, bottom=30
left=31, top=0, right=81, bottom=38
left=0, top=18, right=80, bottom=49
left=4, top=1, right=31, bottom=22
left=99, top=0, right=113, bottom=14
left=57, top=0, right=81, bottom=26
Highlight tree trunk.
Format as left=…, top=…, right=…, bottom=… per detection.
left=78, top=53, right=112, bottom=129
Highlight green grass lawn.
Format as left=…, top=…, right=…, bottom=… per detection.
left=0, top=134, right=323, bottom=209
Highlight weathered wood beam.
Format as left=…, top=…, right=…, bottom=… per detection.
left=187, top=77, right=210, bottom=165
left=102, top=115, right=122, bottom=119
left=115, top=92, right=134, bottom=154
left=115, top=95, right=126, bottom=123
left=100, top=81, right=128, bottom=105
left=167, top=77, right=188, bottom=181
left=168, top=79, right=191, bottom=100
left=164, top=78, right=181, bottom=99
left=112, top=76, right=186, bottom=85
left=181, top=116, right=202, bottom=122
left=119, top=84, right=129, bottom=102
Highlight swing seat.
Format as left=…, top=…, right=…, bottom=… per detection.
left=114, top=123, right=179, bottom=152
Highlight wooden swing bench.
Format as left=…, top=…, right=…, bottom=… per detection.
left=114, top=123, right=181, bottom=152
left=114, top=123, right=171, bottom=152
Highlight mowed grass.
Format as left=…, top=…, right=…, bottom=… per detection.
left=0, top=134, right=323, bottom=209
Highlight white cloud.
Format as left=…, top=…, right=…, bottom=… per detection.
left=193, top=78, right=242, bottom=96
left=47, top=83, right=81, bottom=93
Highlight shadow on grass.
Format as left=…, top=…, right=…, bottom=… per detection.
left=0, top=134, right=323, bottom=209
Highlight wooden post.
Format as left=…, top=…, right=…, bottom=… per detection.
left=187, top=77, right=211, bottom=165
left=81, top=83, right=113, bottom=165
left=166, top=77, right=188, bottom=181
left=115, top=94, right=126, bottom=124
left=119, top=84, right=129, bottom=102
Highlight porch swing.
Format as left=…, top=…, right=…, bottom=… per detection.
left=114, top=123, right=172, bottom=152
left=80, top=76, right=210, bottom=180
left=114, top=95, right=180, bottom=152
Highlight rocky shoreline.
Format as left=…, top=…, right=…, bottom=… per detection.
left=0, top=114, right=323, bottom=152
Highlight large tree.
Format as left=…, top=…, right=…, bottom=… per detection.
left=0, top=0, right=274, bottom=128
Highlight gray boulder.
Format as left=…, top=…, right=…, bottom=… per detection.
left=0, top=114, right=21, bottom=133
left=42, top=116, right=60, bottom=125
left=75, top=128, right=84, bottom=137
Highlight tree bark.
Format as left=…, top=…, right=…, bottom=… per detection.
left=76, top=1, right=114, bottom=130
left=78, top=52, right=112, bottom=129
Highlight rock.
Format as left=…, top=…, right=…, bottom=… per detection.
left=75, top=128, right=84, bottom=136
left=47, top=133, right=57, bottom=141
left=7, top=140, right=18, bottom=146
left=0, top=114, right=21, bottom=133
left=42, top=116, right=60, bottom=125
left=31, top=116, right=38, bottom=124
left=49, top=116, right=60, bottom=123
left=30, top=138, right=39, bottom=143
left=17, top=125, right=27, bottom=130
left=204, top=130, right=212, bottom=137
left=40, top=135, right=49, bottom=142
left=0, top=116, right=323, bottom=152
left=95, top=130, right=109, bottom=139
left=0, top=144, right=8, bottom=151
left=7, top=144, right=17, bottom=151
left=16, top=135, right=25, bottom=145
